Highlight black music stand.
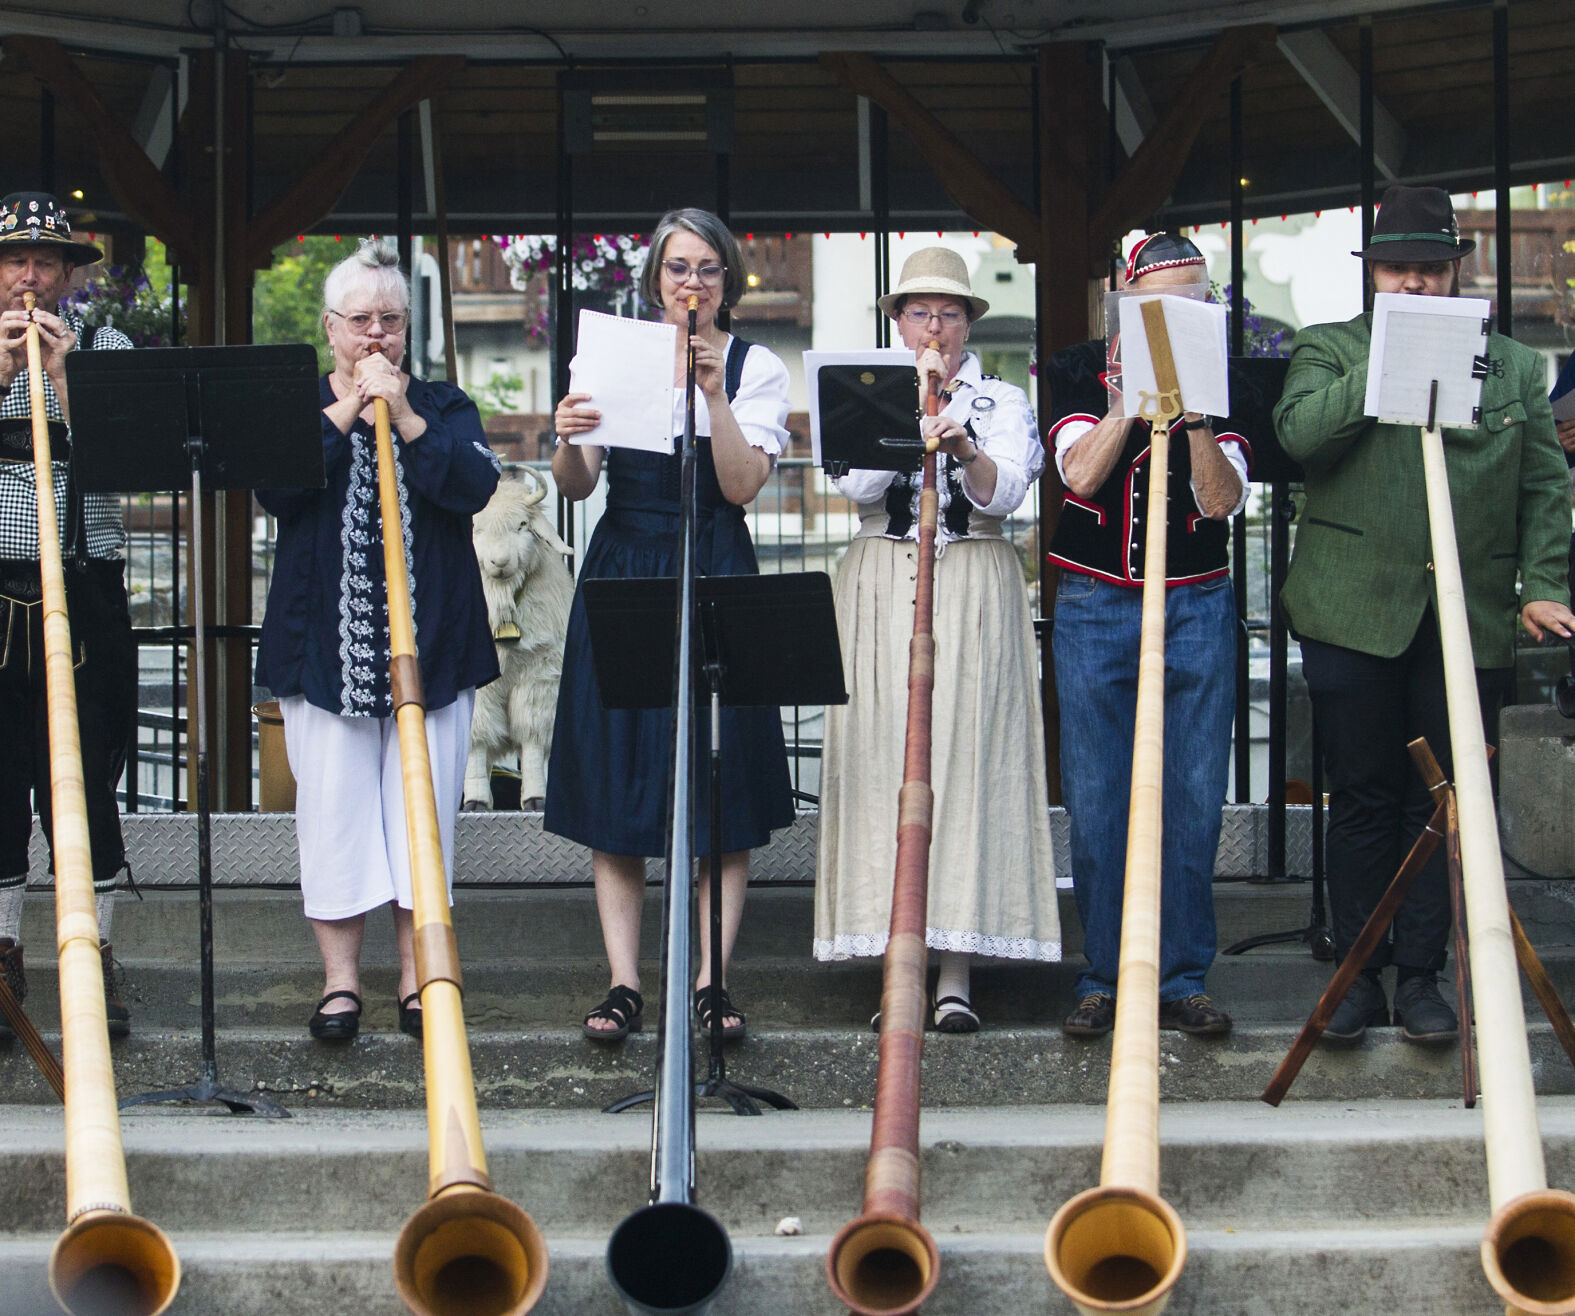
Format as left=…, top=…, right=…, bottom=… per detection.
left=66, top=345, right=322, bottom=1117
left=815, top=362, right=925, bottom=478
left=587, top=571, right=847, bottom=1116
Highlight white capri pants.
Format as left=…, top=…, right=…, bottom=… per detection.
left=279, top=691, right=475, bottom=921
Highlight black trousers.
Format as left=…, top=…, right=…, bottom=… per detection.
left=0, top=558, right=135, bottom=888
left=1300, top=615, right=1510, bottom=974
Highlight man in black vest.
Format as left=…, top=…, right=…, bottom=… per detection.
left=0, top=192, right=136, bottom=1038
left=1045, top=233, right=1247, bottom=1038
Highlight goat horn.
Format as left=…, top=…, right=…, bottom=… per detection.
left=518, top=466, right=549, bottom=507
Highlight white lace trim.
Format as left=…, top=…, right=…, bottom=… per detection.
left=813, top=928, right=1062, bottom=963
left=337, top=437, right=378, bottom=715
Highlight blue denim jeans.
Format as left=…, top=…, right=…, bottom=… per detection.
left=1052, top=570, right=1236, bottom=1002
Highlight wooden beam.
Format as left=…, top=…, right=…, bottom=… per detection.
left=1278, top=29, right=1406, bottom=180
left=245, top=54, right=466, bottom=264
left=1089, top=24, right=1276, bottom=251
left=821, top=50, right=1041, bottom=262
left=8, top=35, right=195, bottom=255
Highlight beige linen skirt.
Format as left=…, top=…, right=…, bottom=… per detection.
left=813, top=530, right=1060, bottom=961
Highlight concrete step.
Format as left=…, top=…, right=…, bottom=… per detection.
left=0, top=1224, right=1510, bottom=1316
left=1, top=1020, right=1570, bottom=1108
left=0, top=1101, right=1560, bottom=1236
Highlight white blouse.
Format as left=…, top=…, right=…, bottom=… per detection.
left=669, top=337, right=792, bottom=457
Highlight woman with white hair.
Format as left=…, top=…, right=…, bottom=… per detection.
left=547, top=207, right=795, bottom=1044
left=256, top=238, right=500, bottom=1042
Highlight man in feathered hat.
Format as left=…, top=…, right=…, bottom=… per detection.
left=1045, top=232, right=1248, bottom=1040
left=1277, top=184, right=1574, bottom=1045
left=0, top=192, right=137, bottom=1038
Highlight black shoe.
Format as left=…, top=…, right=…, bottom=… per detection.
left=308, top=990, right=362, bottom=1041
left=1393, top=973, right=1458, bottom=1045
left=1063, top=993, right=1116, bottom=1038
left=1159, top=993, right=1233, bottom=1036
left=100, top=940, right=130, bottom=1039
left=398, top=992, right=423, bottom=1040
left=0, top=938, right=24, bottom=1039
left=1322, top=973, right=1388, bottom=1045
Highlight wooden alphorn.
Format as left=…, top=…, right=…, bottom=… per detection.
left=20, top=294, right=182, bottom=1316
left=1418, top=417, right=1575, bottom=1316
left=825, top=340, right=946, bottom=1316
left=1045, top=298, right=1188, bottom=1316
left=370, top=360, right=549, bottom=1316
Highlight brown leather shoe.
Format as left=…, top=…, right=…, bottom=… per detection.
left=0, top=938, right=24, bottom=1039
left=1159, top=993, right=1233, bottom=1036
left=100, top=940, right=131, bottom=1038
left=1063, top=992, right=1116, bottom=1038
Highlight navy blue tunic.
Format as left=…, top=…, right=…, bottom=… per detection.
left=544, top=347, right=795, bottom=857
left=256, top=375, right=500, bottom=716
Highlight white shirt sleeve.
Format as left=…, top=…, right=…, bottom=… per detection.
left=1051, top=416, right=1098, bottom=484
left=951, top=375, right=1042, bottom=518
left=1054, top=415, right=1250, bottom=518
left=831, top=467, right=899, bottom=505
left=690, top=340, right=792, bottom=456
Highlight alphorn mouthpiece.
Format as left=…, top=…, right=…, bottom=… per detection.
left=687, top=294, right=699, bottom=310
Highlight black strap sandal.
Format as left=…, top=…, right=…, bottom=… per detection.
left=398, top=992, right=423, bottom=1040
left=309, top=989, right=362, bottom=1041
left=933, top=995, right=980, bottom=1034
left=583, top=985, right=643, bottom=1042
left=694, top=985, right=746, bottom=1041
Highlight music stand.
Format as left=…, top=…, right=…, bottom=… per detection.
left=815, top=362, right=924, bottom=479
left=67, top=345, right=323, bottom=1117
left=587, top=571, right=847, bottom=1115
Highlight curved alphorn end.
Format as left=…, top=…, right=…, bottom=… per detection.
left=50, top=1209, right=181, bottom=1316
left=1483, top=1188, right=1575, bottom=1316
left=826, top=1211, right=940, bottom=1316
left=394, top=1187, right=548, bottom=1316
left=1045, top=1184, right=1187, bottom=1316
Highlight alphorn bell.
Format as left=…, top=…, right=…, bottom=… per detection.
left=19, top=294, right=181, bottom=1316
left=1045, top=298, right=1187, bottom=1316
left=825, top=340, right=946, bottom=1316
left=365, top=355, right=549, bottom=1316
left=1417, top=411, right=1575, bottom=1316
left=605, top=293, right=735, bottom=1316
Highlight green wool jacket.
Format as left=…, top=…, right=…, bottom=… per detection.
left=1274, top=312, right=1569, bottom=668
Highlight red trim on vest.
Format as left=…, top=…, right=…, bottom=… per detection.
left=1063, top=493, right=1106, bottom=525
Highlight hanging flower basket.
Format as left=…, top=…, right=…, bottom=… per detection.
left=62, top=262, right=182, bottom=349
left=493, top=233, right=650, bottom=343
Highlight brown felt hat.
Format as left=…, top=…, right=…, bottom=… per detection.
left=877, top=246, right=989, bottom=322
left=0, top=192, right=104, bottom=265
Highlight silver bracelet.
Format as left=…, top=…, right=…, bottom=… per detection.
left=956, top=442, right=980, bottom=466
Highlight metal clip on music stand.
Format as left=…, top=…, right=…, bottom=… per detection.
left=66, top=344, right=322, bottom=1117
left=586, top=571, right=847, bottom=1115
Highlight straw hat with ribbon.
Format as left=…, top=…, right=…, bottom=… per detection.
left=877, top=246, right=989, bottom=322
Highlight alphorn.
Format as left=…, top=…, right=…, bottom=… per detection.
left=17, top=295, right=182, bottom=1316
left=825, top=340, right=946, bottom=1316
left=605, top=294, right=735, bottom=1316
left=369, top=357, right=549, bottom=1316
left=1418, top=413, right=1575, bottom=1316
left=1045, top=298, right=1187, bottom=1316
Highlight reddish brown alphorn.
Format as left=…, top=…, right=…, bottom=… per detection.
left=826, top=342, right=945, bottom=1316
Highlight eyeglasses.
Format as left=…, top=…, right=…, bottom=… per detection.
left=329, top=309, right=409, bottom=334
left=661, top=259, right=727, bottom=286
left=901, top=306, right=968, bottom=327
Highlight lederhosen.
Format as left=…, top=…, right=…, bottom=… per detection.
left=0, top=325, right=136, bottom=890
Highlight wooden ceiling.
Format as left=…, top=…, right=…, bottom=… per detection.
left=2, top=0, right=1572, bottom=250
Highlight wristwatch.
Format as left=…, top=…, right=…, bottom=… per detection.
left=1180, top=415, right=1214, bottom=433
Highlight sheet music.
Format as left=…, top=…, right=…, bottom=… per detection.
left=566, top=310, right=678, bottom=453
left=803, top=348, right=917, bottom=465
left=1364, top=292, right=1489, bottom=428
left=1118, top=294, right=1230, bottom=420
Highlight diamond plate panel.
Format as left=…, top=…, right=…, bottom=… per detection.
left=24, top=804, right=1317, bottom=888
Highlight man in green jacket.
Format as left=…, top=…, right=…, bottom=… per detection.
left=1275, top=184, right=1574, bottom=1046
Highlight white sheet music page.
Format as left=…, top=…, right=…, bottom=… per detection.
left=566, top=310, right=678, bottom=453
left=803, top=348, right=917, bottom=466
left=1118, top=294, right=1230, bottom=420
left=1364, top=292, right=1490, bottom=428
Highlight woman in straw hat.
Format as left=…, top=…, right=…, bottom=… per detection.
left=813, top=246, right=1060, bottom=1031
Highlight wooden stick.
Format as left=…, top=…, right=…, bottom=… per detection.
left=0, top=971, right=65, bottom=1102
left=1510, top=906, right=1575, bottom=1076
left=1446, top=791, right=1479, bottom=1108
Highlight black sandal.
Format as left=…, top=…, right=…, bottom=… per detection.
left=398, top=992, right=423, bottom=1040
left=309, top=990, right=362, bottom=1041
left=583, top=985, right=643, bottom=1042
left=694, top=985, right=746, bottom=1041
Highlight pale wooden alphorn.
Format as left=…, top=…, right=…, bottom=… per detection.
left=366, top=364, right=549, bottom=1316
left=1418, top=416, right=1575, bottom=1316
left=20, top=294, right=182, bottom=1316
left=826, top=342, right=946, bottom=1316
left=1045, top=298, right=1188, bottom=1316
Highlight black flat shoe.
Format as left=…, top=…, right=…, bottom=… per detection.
left=1322, top=973, right=1388, bottom=1046
left=398, top=992, right=423, bottom=1040
left=932, top=995, right=980, bottom=1033
left=308, top=990, right=362, bottom=1041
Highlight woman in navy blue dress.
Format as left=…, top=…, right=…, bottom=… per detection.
left=546, top=209, right=794, bottom=1042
